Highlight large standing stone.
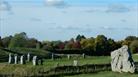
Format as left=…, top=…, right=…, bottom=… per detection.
left=20, top=55, right=25, bottom=64
left=111, top=45, right=135, bottom=73
left=32, top=56, right=38, bottom=66
left=8, top=53, right=13, bottom=64
left=14, top=55, right=18, bottom=64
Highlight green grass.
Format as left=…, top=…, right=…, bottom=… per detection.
left=42, top=56, right=111, bottom=69
left=0, top=56, right=111, bottom=72
left=133, top=54, right=138, bottom=62
left=0, top=48, right=138, bottom=77
left=64, top=71, right=138, bottom=77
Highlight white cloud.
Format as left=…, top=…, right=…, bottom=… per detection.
left=45, top=0, right=67, bottom=7
left=0, top=1, right=11, bottom=11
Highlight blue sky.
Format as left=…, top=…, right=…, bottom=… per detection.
left=0, top=0, right=138, bottom=41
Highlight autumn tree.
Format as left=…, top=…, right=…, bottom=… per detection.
left=64, top=38, right=75, bottom=49
left=80, top=37, right=95, bottom=51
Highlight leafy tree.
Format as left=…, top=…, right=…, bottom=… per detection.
left=64, top=38, right=75, bottom=50
left=76, top=34, right=86, bottom=41
left=36, top=42, right=41, bottom=49
left=42, top=41, right=53, bottom=50
left=52, top=41, right=62, bottom=49
left=58, top=42, right=65, bottom=49
left=95, top=35, right=108, bottom=55
left=125, top=36, right=137, bottom=41
left=122, top=36, right=137, bottom=46
left=107, top=38, right=117, bottom=52
left=72, top=41, right=81, bottom=49
left=1, top=36, right=12, bottom=48
left=9, top=32, right=28, bottom=48
left=80, top=37, right=95, bottom=51
left=0, top=36, right=3, bottom=48
left=26, top=38, right=38, bottom=48
left=130, top=40, right=138, bottom=53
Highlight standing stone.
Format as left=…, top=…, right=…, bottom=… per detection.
left=73, top=60, right=78, bottom=66
left=67, top=54, right=71, bottom=60
left=14, top=55, right=18, bottom=64
left=8, top=53, right=13, bottom=64
left=20, top=55, right=25, bottom=64
left=32, top=56, right=38, bottom=66
left=82, top=53, right=85, bottom=58
left=51, top=53, right=54, bottom=60
left=8, top=53, right=12, bottom=64
left=111, top=45, right=135, bottom=73
left=27, top=53, right=30, bottom=62
left=39, top=58, right=43, bottom=65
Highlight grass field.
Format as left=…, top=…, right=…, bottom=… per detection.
left=64, top=71, right=138, bottom=77
left=0, top=48, right=138, bottom=77
left=0, top=56, right=111, bottom=72
left=0, top=55, right=138, bottom=77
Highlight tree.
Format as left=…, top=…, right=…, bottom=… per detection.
left=95, top=35, right=108, bottom=55
left=9, top=32, right=28, bottom=48
left=72, top=41, right=81, bottom=49
left=0, top=36, right=3, bottom=48
left=80, top=37, right=95, bottom=51
left=107, top=38, right=117, bottom=52
left=1, top=36, right=12, bottom=48
left=52, top=41, right=62, bottom=49
left=76, top=34, right=86, bottom=42
left=36, top=42, right=41, bottom=49
left=26, top=38, right=38, bottom=48
left=125, top=36, right=137, bottom=41
left=130, top=40, right=138, bottom=53
left=122, top=36, right=137, bottom=46
left=64, top=38, right=75, bottom=50
left=42, top=41, right=53, bottom=50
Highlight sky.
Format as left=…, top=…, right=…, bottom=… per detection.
left=0, top=0, right=138, bottom=41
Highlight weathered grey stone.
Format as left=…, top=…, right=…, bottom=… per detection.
left=38, top=58, right=43, bottom=65
left=8, top=53, right=13, bottom=64
left=32, top=56, right=38, bottom=66
left=82, top=53, right=85, bottom=58
left=67, top=54, right=71, bottom=60
left=51, top=53, right=54, bottom=60
left=73, top=60, right=78, bottom=66
left=111, top=45, right=135, bottom=73
left=20, top=55, right=25, bottom=64
left=27, top=53, right=30, bottom=62
left=14, top=55, right=18, bottom=64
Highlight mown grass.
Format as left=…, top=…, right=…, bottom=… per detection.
left=0, top=47, right=138, bottom=77
left=0, top=56, right=111, bottom=73
left=64, top=71, right=138, bottom=77
left=0, top=55, right=137, bottom=77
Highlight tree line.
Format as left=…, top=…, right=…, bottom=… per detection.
left=0, top=32, right=138, bottom=55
